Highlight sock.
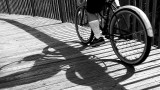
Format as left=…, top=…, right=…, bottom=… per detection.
left=115, top=0, right=120, bottom=6
left=89, top=20, right=102, bottom=39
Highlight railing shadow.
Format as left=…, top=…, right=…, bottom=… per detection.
left=0, top=17, right=135, bottom=89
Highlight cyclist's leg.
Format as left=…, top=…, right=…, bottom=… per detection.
left=87, top=12, right=102, bottom=39
left=87, top=13, right=105, bottom=46
left=86, top=0, right=105, bottom=39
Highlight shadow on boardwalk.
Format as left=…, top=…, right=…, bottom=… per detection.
left=0, top=18, right=135, bottom=90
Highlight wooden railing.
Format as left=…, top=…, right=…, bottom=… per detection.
left=0, top=0, right=77, bottom=22
left=0, top=0, right=159, bottom=47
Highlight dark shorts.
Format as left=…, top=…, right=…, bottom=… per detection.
left=86, top=0, right=106, bottom=14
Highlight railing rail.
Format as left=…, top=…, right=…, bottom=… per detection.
left=0, top=0, right=159, bottom=47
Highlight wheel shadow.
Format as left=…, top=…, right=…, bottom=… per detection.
left=66, top=57, right=135, bottom=90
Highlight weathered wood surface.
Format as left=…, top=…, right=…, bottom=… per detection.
left=0, top=14, right=160, bottom=90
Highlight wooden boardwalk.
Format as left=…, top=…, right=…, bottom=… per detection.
left=0, top=14, right=160, bottom=90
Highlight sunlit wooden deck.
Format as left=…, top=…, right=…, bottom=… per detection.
left=0, top=14, right=160, bottom=90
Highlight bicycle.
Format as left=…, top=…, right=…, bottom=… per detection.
left=75, top=0, right=154, bottom=65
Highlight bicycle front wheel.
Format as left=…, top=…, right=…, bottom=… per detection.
left=75, top=6, right=94, bottom=45
left=110, top=6, right=152, bottom=65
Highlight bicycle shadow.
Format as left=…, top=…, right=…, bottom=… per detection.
left=0, top=17, right=135, bottom=89
left=66, top=57, right=135, bottom=90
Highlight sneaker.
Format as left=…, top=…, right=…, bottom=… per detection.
left=90, top=37, right=105, bottom=47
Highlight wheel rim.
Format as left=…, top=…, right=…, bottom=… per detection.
left=110, top=10, right=149, bottom=64
left=75, top=7, right=93, bottom=44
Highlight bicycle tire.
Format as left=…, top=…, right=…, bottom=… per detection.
left=109, top=6, right=153, bottom=65
left=75, top=6, right=94, bottom=45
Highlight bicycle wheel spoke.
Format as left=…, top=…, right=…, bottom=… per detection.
left=110, top=8, right=151, bottom=65
left=78, top=25, right=91, bottom=39
left=75, top=6, right=93, bottom=44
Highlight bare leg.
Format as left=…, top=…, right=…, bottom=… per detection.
left=87, top=12, right=102, bottom=39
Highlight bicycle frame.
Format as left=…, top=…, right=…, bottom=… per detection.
left=78, top=0, right=133, bottom=39
left=75, top=0, right=153, bottom=65
left=98, top=0, right=119, bottom=38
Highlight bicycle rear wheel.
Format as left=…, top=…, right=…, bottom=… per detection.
left=110, top=6, right=152, bottom=65
left=75, top=6, right=94, bottom=45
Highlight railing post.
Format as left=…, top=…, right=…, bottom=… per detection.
left=158, top=22, right=160, bottom=48
left=145, top=0, right=150, bottom=19
left=5, top=0, right=11, bottom=14
left=29, top=0, right=35, bottom=16
left=139, top=0, right=143, bottom=10
left=151, top=0, right=157, bottom=31
left=57, top=0, right=65, bottom=22
left=151, top=0, right=157, bottom=45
